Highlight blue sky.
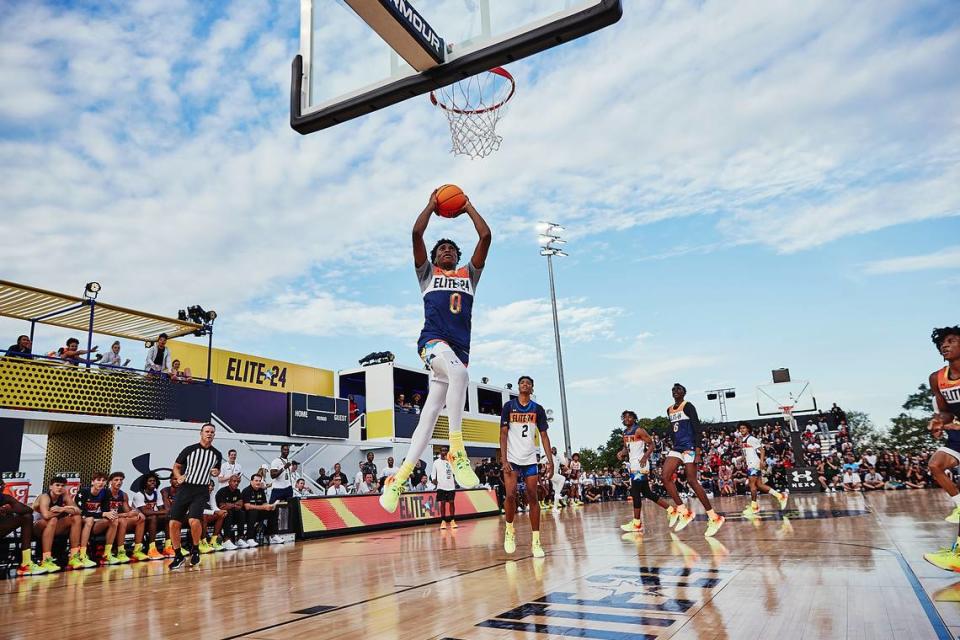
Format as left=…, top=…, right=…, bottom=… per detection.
left=1, top=0, right=958, bottom=451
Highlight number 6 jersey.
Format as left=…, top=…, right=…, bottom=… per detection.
left=416, top=260, right=482, bottom=365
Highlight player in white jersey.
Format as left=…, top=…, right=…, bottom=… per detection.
left=431, top=445, right=458, bottom=529
left=379, top=190, right=491, bottom=513
left=568, top=453, right=583, bottom=505
left=500, top=376, right=554, bottom=558
left=738, top=423, right=788, bottom=518
left=549, top=446, right=567, bottom=510
left=618, top=411, right=672, bottom=533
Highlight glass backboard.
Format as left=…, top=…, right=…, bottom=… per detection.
left=756, top=380, right=818, bottom=417
left=292, top=0, right=623, bottom=133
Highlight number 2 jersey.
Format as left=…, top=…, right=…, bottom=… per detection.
left=667, top=400, right=701, bottom=452
left=416, top=260, right=482, bottom=365
left=500, top=398, right=549, bottom=466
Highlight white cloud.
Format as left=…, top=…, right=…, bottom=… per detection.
left=863, top=245, right=960, bottom=275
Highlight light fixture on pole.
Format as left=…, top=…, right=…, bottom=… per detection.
left=538, top=221, right=572, bottom=459
left=705, top=387, right=736, bottom=423
left=83, top=282, right=101, bottom=300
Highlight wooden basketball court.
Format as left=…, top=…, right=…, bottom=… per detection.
left=4, top=491, right=959, bottom=640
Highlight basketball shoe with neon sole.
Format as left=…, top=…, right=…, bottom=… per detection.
left=531, top=539, right=545, bottom=558
left=946, top=505, right=960, bottom=524
left=146, top=547, right=165, bottom=561
left=705, top=514, right=725, bottom=538
left=39, top=558, right=61, bottom=573
left=674, top=507, right=695, bottom=532
left=67, top=553, right=85, bottom=570
left=620, top=520, right=644, bottom=534
left=17, top=562, right=46, bottom=576
left=775, top=491, right=789, bottom=511
left=742, top=505, right=760, bottom=518
left=667, top=506, right=680, bottom=528
left=115, top=549, right=130, bottom=564
left=504, top=528, right=516, bottom=554
left=925, top=547, right=960, bottom=572
left=448, top=450, right=479, bottom=488
left=380, top=475, right=405, bottom=513
left=79, top=552, right=97, bottom=569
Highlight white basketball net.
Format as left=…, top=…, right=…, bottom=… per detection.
left=431, top=67, right=515, bottom=160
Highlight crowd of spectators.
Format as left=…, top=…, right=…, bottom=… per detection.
left=4, top=332, right=195, bottom=382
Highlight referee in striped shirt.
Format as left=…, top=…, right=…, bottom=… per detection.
left=168, top=423, right=222, bottom=569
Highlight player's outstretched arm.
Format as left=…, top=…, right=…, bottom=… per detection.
left=413, top=190, right=439, bottom=268
left=464, top=201, right=492, bottom=269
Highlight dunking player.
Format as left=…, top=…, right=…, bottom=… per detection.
left=663, top=384, right=725, bottom=537
left=921, top=326, right=960, bottom=571
left=501, top=375, right=554, bottom=558
left=380, top=190, right=492, bottom=512
left=618, top=410, right=671, bottom=533
left=738, top=423, right=788, bottom=518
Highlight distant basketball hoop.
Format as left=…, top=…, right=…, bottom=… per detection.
left=430, top=67, right=516, bottom=159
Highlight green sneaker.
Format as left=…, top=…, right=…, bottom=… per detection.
left=79, top=553, right=97, bottom=569
left=946, top=505, right=960, bottom=524
left=379, top=475, right=405, bottom=513
left=504, top=528, right=516, bottom=554
left=198, top=541, right=214, bottom=554
left=448, top=449, right=479, bottom=488
left=131, top=549, right=151, bottom=562
left=115, top=550, right=130, bottom=564
left=40, top=557, right=61, bottom=573
left=67, top=554, right=85, bottom=570
left=17, top=561, right=47, bottom=576
left=210, top=539, right=224, bottom=552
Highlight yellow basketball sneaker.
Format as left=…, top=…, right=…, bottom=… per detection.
left=67, top=553, right=85, bottom=571
left=946, top=505, right=960, bottom=524
left=705, top=514, right=725, bottom=538
left=532, top=539, right=545, bottom=558
left=775, top=491, right=789, bottom=511
left=198, top=541, right=214, bottom=554
left=79, top=552, right=97, bottom=569
left=448, top=449, right=479, bottom=488
left=40, top=557, right=61, bottom=573
left=132, top=548, right=151, bottom=562
left=379, top=474, right=406, bottom=513
left=667, top=506, right=680, bottom=528
left=620, top=519, right=643, bottom=533
left=674, top=506, right=695, bottom=532
left=742, top=504, right=760, bottom=519
left=504, top=526, right=517, bottom=554
left=925, top=547, right=960, bottom=572
left=17, top=561, right=46, bottom=576
left=115, top=549, right=131, bottom=564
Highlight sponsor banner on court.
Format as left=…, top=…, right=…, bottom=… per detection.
left=298, top=488, right=499, bottom=538
left=171, top=340, right=334, bottom=395
left=788, top=466, right=819, bottom=492
left=2, top=471, right=31, bottom=504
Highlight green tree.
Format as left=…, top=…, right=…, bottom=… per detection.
left=882, top=383, right=936, bottom=453
left=576, top=448, right=601, bottom=472
left=846, top=410, right=880, bottom=451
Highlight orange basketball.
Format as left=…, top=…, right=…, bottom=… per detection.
left=435, top=184, right=467, bottom=218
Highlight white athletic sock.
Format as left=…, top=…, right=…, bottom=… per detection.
left=402, top=377, right=448, bottom=468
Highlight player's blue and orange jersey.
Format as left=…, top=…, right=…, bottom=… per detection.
left=937, top=366, right=960, bottom=447
left=416, top=260, right=482, bottom=365
left=667, top=401, right=700, bottom=452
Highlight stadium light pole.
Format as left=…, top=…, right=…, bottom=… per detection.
left=705, top=387, right=736, bottom=424
left=537, top=222, right=572, bottom=460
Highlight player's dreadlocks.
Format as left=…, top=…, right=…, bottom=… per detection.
left=430, top=238, right=462, bottom=264
left=932, top=326, right=960, bottom=351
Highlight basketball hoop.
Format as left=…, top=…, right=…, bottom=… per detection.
left=430, top=67, right=515, bottom=159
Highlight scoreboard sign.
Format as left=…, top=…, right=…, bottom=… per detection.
left=289, top=392, right=350, bottom=439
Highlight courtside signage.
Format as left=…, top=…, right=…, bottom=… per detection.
left=298, top=488, right=498, bottom=538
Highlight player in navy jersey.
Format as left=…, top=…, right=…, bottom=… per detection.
left=662, top=384, right=725, bottom=537
left=380, top=190, right=492, bottom=513
left=921, top=326, right=960, bottom=572
left=501, top=375, right=554, bottom=558
left=76, top=472, right=117, bottom=567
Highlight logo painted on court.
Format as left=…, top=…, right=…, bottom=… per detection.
left=716, top=508, right=869, bottom=522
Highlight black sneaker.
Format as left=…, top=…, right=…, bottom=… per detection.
left=168, top=553, right=186, bottom=570
left=190, top=548, right=201, bottom=566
